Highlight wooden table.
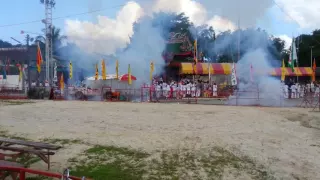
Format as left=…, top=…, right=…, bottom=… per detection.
left=0, top=137, right=61, bottom=170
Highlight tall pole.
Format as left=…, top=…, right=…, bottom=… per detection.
left=311, top=46, right=314, bottom=67
left=43, top=0, right=54, bottom=85
left=237, top=17, right=240, bottom=63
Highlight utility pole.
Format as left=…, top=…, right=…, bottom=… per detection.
left=311, top=46, right=314, bottom=67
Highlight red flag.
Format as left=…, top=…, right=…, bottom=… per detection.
left=250, top=64, right=253, bottom=82
left=6, top=57, right=10, bottom=74
left=312, top=58, right=316, bottom=82
left=37, top=43, right=43, bottom=73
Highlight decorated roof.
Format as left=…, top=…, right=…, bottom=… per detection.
left=163, top=32, right=193, bottom=62
left=270, top=67, right=313, bottom=76
left=180, top=63, right=313, bottom=77
left=180, top=63, right=231, bottom=75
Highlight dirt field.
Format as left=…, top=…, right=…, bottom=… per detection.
left=0, top=100, right=319, bottom=180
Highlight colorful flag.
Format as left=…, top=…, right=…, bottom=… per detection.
left=128, top=64, right=132, bottom=85
left=2, top=60, right=6, bottom=80
left=116, top=60, right=119, bottom=80
left=53, top=62, right=57, bottom=82
left=60, top=73, right=64, bottom=91
left=194, top=40, right=198, bottom=63
left=101, top=59, right=106, bottom=80
left=69, top=61, right=73, bottom=79
left=231, top=63, right=237, bottom=85
left=281, top=59, right=286, bottom=81
left=312, top=58, right=316, bottom=82
left=288, top=38, right=297, bottom=72
left=18, top=64, right=22, bottom=82
left=95, top=63, right=99, bottom=80
left=36, top=42, right=43, bottom=73
left=6, top=57, right=10, bottom=74
left=250, top=63, right=253, bottom=82
left=150, top=61, right=154, bottom=81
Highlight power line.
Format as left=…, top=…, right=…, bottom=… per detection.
left=0, top=2, right=133, bottom=28
left=272, top=0, right=320, bottom=45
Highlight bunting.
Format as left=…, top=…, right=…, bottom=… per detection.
left=101, top=59, right=106, bottom=80
left=60, top=73, right=64, bottom=91
left=36, top=42, right=43, bottom=73
left=312, top=58, right=316, bottom=82
left=150, top=61, right=154, bottom=81
left=95, top=64, right=99, bottom=80
left=69, top=61, right=73, bottom=79
left=250, top=64, right=253, bottom=82
left=281, top=59, right=286, bottom=81
left=231, top=63, right=237, bottom=85
left=128, top=64, right=132, bottom=85
left=18, top=64, right=22, bottom=82
left=2, top=60, right=6, bottom=79
left=116, top=60, right=119, bottom=80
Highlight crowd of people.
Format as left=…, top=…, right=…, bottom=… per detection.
left=282, top=80, right=320, bottom=98
left=149, top=78, right=222, bottom=99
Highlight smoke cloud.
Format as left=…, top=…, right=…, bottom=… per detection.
left=64, top=0, right=285, bottom=100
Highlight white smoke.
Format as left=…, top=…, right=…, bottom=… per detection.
left=63, top=0, right=293, bottom=92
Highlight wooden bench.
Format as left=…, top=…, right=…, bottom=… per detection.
left=0, top=160, right=23, bottom=180
left=0, top=137, right=61, bottom=170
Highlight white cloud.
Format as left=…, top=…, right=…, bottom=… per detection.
left=64, top=0, right=275, bottom=54
left=277, top=34, right=292, bottom=49
left=65, top=1, right=143, bottom=54
left=275, top=0, right=320, bottom=29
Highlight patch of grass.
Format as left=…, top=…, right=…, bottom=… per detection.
left=67, top=145, right=275, bottom=180
left=0, top=100, right=34, bottom=105
left=69, top=145, right=149, bottom=180
left=85, top=145, right=149, bottom=159
left=71, top=161, right=143, bottom=180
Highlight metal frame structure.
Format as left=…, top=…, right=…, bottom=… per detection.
left=43, top=0, right=55, bottom=85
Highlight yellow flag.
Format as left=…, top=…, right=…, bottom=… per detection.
left=18, top=65, right=22, bottom=82
left=194, top=40, right=198, bottom=63
left=60, top=73, right=64, bottom=90
left=95, top=64, right=99, bottom=80
left=69, top=61, right=73, bottom=79
left=116, top=60, right=119, bottom=80
left=128, top=64, right=132, bottom=85
left=101, top=59, right=106, bottom=80
left=281, top=59, right=285, bottom=81
left=150, top=61, right=154, bottom=81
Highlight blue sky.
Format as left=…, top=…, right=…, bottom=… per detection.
left=0, top=0, right=301, bottom=45
left=0, top=0, right=127, bottom=44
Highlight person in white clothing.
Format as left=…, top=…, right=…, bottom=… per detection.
left=284, top=85, right=288, bottom=99
left=156, top=82, right=161, bottom=99
left=291, top=84, right=296, bottom=98
left=186, top=82, right=191, bottom=97
left=191, top=82, right=196, bottom=97
left=212, top=83, right=218, bottom=97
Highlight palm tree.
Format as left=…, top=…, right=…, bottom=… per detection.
left=34, top=26, right=67, bottom=54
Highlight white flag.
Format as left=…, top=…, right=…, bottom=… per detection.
left=231, top=63, right=237, bottom=86
left=53, top=62, right=57, bottom=82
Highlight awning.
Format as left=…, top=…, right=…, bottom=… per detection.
left=180, top=63, right=232, bottom=75
left=180, top=63, right=194, bottom=74
left=270, top=67, right=313, bottom=76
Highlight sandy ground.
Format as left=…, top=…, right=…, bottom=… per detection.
left=0, top=100, right=320, bottom=179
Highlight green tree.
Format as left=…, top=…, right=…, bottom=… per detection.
left=34, top=26, right=67, bottom=55
left=295, top=30, right=320, bottom=67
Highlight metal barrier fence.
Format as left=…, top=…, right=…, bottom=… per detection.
left=2, top=85, right=320, bottom=108
left=0, top=87, right=27, bottom=99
